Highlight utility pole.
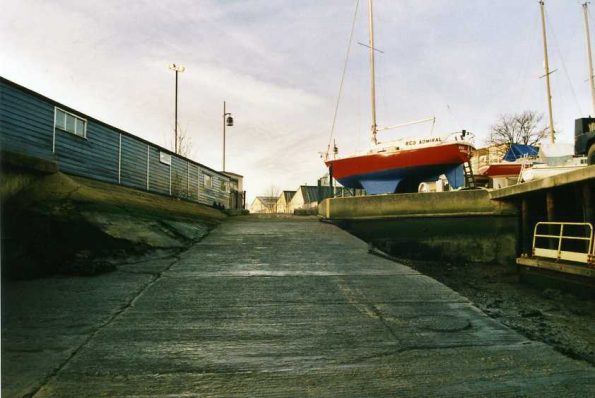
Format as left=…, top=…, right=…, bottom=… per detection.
left=169, top=64, right=185, bottom=154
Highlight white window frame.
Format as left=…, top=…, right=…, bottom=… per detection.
left=159, top=151, right=172, bottom=165
left=54, top=107, right=87, bottom=138
left=204, top=174, right=213, bottom=189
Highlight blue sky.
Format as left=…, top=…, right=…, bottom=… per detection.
left=1, top=0, right=592, bottom=201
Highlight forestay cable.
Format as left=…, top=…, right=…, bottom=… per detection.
left=327, top=0, right=360, bottom=157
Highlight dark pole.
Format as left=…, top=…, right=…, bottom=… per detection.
left=222, top=102, right=234, bottom=172
left=521, top=198, right=529, bottom=255
left=174, top=70, right=178, bottom=154
left=329, top=164, right=334, bottom=198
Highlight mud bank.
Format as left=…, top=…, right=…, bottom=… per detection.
left=1, top=154, right=226, bottom=278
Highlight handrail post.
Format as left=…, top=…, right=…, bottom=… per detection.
left=557, top=224, right=564, bottom=259
left=532, top=222, right=540, bottom=256
left=588, top=224, right=594, bottom=257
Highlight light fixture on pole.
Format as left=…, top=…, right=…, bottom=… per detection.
left=168, top=64, right=186, bottom=154
left=223, top=101, right=234, bottom=171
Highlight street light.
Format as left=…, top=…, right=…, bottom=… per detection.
left=223, top=101, right=234, bottom=171
left=169, top=64, right=186, bottom=154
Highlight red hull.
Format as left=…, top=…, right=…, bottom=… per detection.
left=325, top=143, right=473, bottom=180
left=479, top=163, right=522, bottom=177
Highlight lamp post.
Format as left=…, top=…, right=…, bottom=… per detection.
left=223, top=101, right=234, bottom=171
left=169, top=64, right=185, bottom=154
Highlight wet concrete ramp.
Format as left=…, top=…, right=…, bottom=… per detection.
left=10, top=217, right=595, bottom=396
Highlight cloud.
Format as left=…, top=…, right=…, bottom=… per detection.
left=1, top=0, right=592, bottom=203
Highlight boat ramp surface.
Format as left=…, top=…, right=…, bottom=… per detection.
left=3, top=216, right=595, bottom=396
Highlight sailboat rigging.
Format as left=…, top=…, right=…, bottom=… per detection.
left=521, top=1, right=591, bottom=182
left=323, top=0, right=475, bottom=194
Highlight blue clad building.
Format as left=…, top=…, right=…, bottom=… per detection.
left=0, top=77, right=241, bottom=208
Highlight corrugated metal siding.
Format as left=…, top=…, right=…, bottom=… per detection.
left=1, top=78, right=233, bottom=208
left=199, top=170, right=213, bottom=205
left=212, top=175, right=229, bottom=205
left=188, top=163, right=199, bottom=201
left=0, top=81, right=54, bottom=159
left=120, top=135, right=147, bottom=190
left=149, top=147, right=170, bottom=195
left=197, top=169, right=207, bottom=204
left=55, top=120, right=119, bottom=183
left=171, top=156, right=188, bottom=199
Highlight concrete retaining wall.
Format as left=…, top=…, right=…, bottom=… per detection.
left=319, top=190, right=519, bottom=265
left=319, top=190, right=517, bottom=219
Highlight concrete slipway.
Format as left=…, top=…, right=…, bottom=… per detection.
left=3, top=217, right=595, bottom=397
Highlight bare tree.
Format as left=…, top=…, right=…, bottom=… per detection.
left=167, top=125, right=193, bottom=200
left=266, top=185, right=280, bottom=213
left=267, top=185, right=280, bottom=198
left=488, top=111, right=549, bottom=147
left=171, top=125, right=193, bottom=157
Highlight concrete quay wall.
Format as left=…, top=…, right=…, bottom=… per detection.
left=319, top=190, right=519, bottom=265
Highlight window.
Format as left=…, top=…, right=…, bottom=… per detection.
left=204, top=174, right=212, bottom=189
left=221, top=181, right=228, bottom=192
left=55, top=107, right=86, bottom=138
left=159, top=151, right=171, bottom=165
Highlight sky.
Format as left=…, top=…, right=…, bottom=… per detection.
left=1, top=0, right=593, bottom=203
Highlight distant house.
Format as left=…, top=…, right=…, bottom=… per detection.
left=276, top=190, right=296, bottom=214
left=470, top=144, right=509, bottom=175
left=249, top=196, right=277, bottom=214
left=288, top=185, right=325, bottom=213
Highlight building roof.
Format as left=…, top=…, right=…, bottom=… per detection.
left=280, top=190, right=296, bottom=203
left=221, top=171, right=244, bottom=178
left=249, top=196, right=277, bottom=212
left=297, top=185, right=326, bottom=204
left=255, top=196, right=277, bottom=206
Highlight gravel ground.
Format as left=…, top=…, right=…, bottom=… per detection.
left=395, top=258, right=595, bottom=366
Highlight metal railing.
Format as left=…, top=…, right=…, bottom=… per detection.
left=532, top=222, right=594, bottom=264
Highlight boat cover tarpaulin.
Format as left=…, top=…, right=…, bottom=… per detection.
left=502, top=144, right=538, bottom=161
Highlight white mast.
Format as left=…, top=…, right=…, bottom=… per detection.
left=583, top=2, right=595, bottom=114
left=368, top=0, right=378, bottom=145
left=539, top=0, right=556, bottom=144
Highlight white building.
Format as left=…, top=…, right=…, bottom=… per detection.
left=249, top=196, right=277, bottom=214
left=288, top=185, right=324, bottom=213
left=276, top=191, right=296, bottom=214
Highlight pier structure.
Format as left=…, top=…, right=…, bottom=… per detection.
left=491, top=166, right=594, bottom=252
left=320, top=165, right=595, bottom=285
left=491, top=166, right=595, bottom=281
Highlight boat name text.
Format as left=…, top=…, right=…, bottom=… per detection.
left=405, top=137, right=442, bottom=146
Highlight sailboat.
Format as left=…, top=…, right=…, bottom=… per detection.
left=520, top=1, right=589, bottom=182
left=323, top=0, right=475, bottom=195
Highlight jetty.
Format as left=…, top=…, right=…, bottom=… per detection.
left=3, top=216, right=595, bottom=396
left=320, top=166, right=594, bottom=283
